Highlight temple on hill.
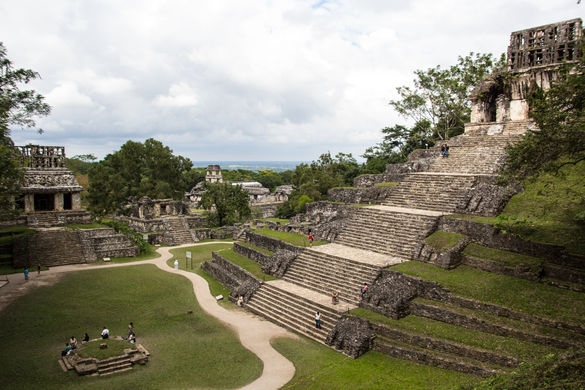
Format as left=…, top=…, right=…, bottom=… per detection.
left=467, top=18, right=582, bottom=136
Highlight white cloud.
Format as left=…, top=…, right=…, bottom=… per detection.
left=153, top=83, right=199, bottom=108
left=45, top=82, right=95, bottom=107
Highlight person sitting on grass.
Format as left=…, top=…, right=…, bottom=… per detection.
left=61, top=343, right=71, bottom=357
left=82, top=333, right=89, bottom=343
left=128, top=333, right=136, bottom=344
left=101, top=326, right=110, bottom=339
left=69, top=336, right=78, bottom=350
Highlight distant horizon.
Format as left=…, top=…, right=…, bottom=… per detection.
left=192, top=160, right=309, bottom=172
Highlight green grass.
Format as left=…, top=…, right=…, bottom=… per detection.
left=237, top=241, right=274, bottom=256
left=167, top=244, right=235, bottom=305
left=0, top=226, right=35, bottom=235
left=374, top=181, right=399, bottom=188
left=253, top=228, right=328, bottom=247
left=0, top=265, right=262, bottom=389
left=449, top=161, right=585, bottom=256
left=189, top=208, right=207, bottom=214
left=77, top=339, right=131, bottom=360
left=64, top=222, right=108, bottom=230
left=259, top=217, right=290, bottom=224
left=272, top=337, right=478, bottom=389
left=350, top=308, right=557, bottom=362
left=425, top=231, right=466, bottom=250
left=391, top=261, right=585, bottom=325
left=216, top=248, right=277, bottom=281
left=463, top=243, right=543, bottom=273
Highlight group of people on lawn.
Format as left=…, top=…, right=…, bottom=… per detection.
left=61, top=322, right=136, bottom=356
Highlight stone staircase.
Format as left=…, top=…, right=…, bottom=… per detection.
left=245, top=281, right=345, bottom=344
left=96, top=355, right=133, bottom=376
left=89, top=229, right=140, bottom=259
left=282, top=249, right=381, bottom=305
left=28, top=212, right=57, bottom=226
left=381, top=173, right=477, bottom=213
left=427, top=147, right=507, bottom=175
left=335, top=207, right=437, bottom=258
left=163, top=217, right=194, bottom=245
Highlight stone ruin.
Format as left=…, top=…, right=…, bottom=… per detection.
left=184, top=165, right=293, bottom=218
left=14, top=145, right=90, bottom=226
left=467, top=18, right=583, bottom=135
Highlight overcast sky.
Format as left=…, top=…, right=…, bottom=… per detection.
left=1, top=1, right=582, bottom=162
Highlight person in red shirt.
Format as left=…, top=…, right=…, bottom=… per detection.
left=308, top=231, right=313, bottom=247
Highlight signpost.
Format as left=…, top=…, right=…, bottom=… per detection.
left=186, top=251, right=192, bottom=270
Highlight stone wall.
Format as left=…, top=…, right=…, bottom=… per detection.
left=245, top=232, right=302, bottom=254
left=353, top=151, right=435, bottom=188
left=327, top=187, right=395, bottom=205
left=201, top=251, right=262, bottom=302
left=438, top=218, right=585, bottom=268
left=415, top=236, right=470, bottom=270
left=361, top=270, right=450, bottom=319
left=251, top=203, right=279, bottom=219
left=233, top=242, right=272, bottom=266
left=126, top=217, right=166, bottom=233
left=13, top=229, right=85, bottom=267
left=290, top=201, right=353, bottom=242
left=458, top=177, right=521, bottom=216
left=325, top=316, right=375, bottom=358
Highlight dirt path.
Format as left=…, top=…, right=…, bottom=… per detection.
left=0, top=243, right=297, bottom=390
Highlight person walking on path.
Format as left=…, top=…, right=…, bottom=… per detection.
left=37, top=264, right=41, bottom=276
left=315, top=311, right=321, bottom=329
left=24, top=268, right=29, bottom=281
left=174, top=259, right=179, bottom=270
left=308, top=231, right=313, bottom=248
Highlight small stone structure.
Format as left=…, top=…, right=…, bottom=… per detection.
left=59, top=342, right=150, bottom=376
left=206, top=164, right=223, bottom=183
left=14, top=145, right=90, bottom=226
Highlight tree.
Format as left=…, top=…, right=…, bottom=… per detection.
left=198, top=182, right=251, bottom=226
left=87, top=139, right=193, bottom=216
left=363, top=52, right=505, bottom=174
left=0, top=42, right=51, bottom=219
left=502, top=43, right=585, bottom=180
left=390, top=52, right=505, bottom=141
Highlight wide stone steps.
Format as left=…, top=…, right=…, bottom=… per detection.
left=381, top=174, right=476, bottom=212
left=283, top=253, right=380, bottom=305
left=246, top=283, right=342, bottom=344
left=428, top=148, right=507, bottom=175
left=163, top=217, right=194, bottom=245
left=97, top=356, right=133, bottom=376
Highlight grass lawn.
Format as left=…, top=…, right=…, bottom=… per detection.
left=253, top=228, right=328, bottom=247
left=77, top=339, right=130, bottom=360
left=272, top=337, right=478, bottom=389
left=216, top=248, right=277, bottom=281
left=391, top=261, right=585, bottom=325
left=425, top=231, right=466, bottom=249
left=0, top=265, right=262, bottom=390
left=167, top=243, right=234, bottom=306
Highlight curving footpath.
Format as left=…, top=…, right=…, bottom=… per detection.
left=0, top=242, right=297, bottom=390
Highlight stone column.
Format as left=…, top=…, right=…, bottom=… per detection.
left=24, top=194, right=34, bottom=213
left=54, top=193, right=64, bottom=211
left=72, top=193, right=82, bottom=210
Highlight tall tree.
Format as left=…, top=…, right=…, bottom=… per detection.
left=198, top=182, right=251, bottom=226
left=87, top=139, right=193, bottom=216
left=0, top=42, right=51, bottom=219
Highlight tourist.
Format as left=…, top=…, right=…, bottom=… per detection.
left=82, top=333, right=90, bottom=343
left=37, top=264, right=41, bottom=276
left=174, top=259, right=179, bottom=270
left=69, top=336, right=78, bottom=350
left=128, top=333, right=136, bottom=344
left=61, top=343, right=71, bottom=357
left=331, top=291, right=339, bottom=305
left=101, top=326, right=110, bottom=339
left=24, top=267, right=29, bottom=281
left=360, top=283, right=368, bottom=300
left=308, top=230, right=313, bottom=248
left=315, top=311, right=321, bottom=329
left=128, top=323, right=135, bottom=339
left=236, top=295, right=244, bottom=307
